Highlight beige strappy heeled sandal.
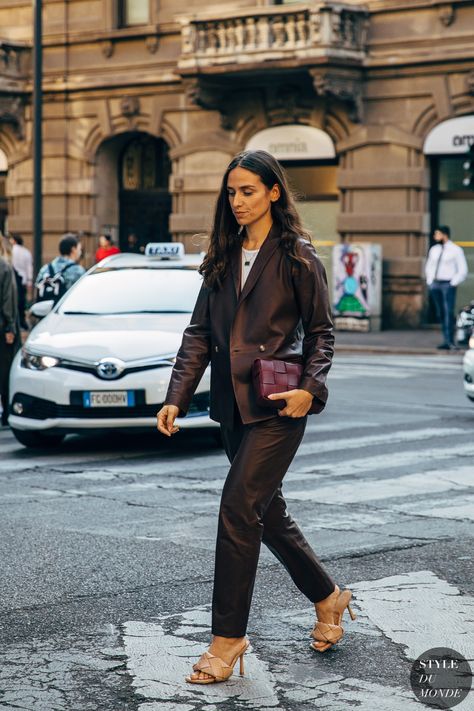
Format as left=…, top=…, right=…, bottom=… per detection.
left=185, top=640, right=250, bottom=684
left=311, top=588, right=356, bottom=652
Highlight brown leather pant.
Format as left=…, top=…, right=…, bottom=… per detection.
left=211, top=403, right=336, bottom=637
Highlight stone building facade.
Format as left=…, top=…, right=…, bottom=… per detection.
left=1, top=0, right=473, bottom=327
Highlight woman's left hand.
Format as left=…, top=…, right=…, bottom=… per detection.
left=267, top=389, right=313, bottom=417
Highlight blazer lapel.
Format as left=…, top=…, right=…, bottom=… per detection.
left=237, top=222, right=281, bottom=305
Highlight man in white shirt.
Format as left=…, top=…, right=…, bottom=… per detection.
left=9, top=234, right=33, bottom=330
left=425, top=225, right=468, bottom=349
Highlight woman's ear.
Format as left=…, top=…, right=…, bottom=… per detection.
left=270, top=183, right=281, bottom=202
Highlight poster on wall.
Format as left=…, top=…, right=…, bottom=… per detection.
left=332, top=243, right=382, bottom=331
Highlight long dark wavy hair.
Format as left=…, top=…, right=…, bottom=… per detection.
left=199, top=150, right=312, bottom=289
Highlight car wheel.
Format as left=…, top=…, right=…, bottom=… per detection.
left=11, top=428, right=65, bottom=449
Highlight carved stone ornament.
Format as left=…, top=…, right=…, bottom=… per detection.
left=145, top=36, right=159, bottom=54
left=264, top=84, right=313, bottom=126
left=438, top=3, right=455, bottom=27
left=121, top=96, right=140, bottom=118
left=311, top=69, right=363, bottom=123
left=467, top=71, right=474, bottom=96
left=0, top=96, right=25, bottom=139
left=101, top=40, right=114, bottom=58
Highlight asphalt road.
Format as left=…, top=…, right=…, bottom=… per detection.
left=0, top=353, right=473, bottom=711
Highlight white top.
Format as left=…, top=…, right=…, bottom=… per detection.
left=241, top=247, right=260, bottom=289
left=425, top=241, right=468, bottom=287
left=12, top=243, right=33, bottom=286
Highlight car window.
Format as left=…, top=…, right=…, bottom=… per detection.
left=58, top=268, right=202, bottom=315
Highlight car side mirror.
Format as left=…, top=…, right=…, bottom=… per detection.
left=30, top=300, right=55, bottom=319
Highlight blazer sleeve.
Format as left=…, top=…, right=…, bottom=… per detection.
left=164, top=281, right=212, bottom=417
left=292, top=239, right=335, bottom=409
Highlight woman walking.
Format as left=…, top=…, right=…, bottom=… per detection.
left=157, top=150, right=355, bottom=684
left=0, top=236, right=21, bottom=426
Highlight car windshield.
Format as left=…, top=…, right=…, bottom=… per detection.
left=59, top=268, right=202, bottom=315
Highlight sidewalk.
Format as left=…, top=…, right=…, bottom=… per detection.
left=334, top=328, right=468, bottom=355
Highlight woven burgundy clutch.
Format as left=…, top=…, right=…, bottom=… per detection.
left=252, top=358, right=320, bottom=414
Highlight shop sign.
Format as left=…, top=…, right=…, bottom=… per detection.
left=246, top=125, right=336, bottom=160
left=424, top=115, right=474, bottom=155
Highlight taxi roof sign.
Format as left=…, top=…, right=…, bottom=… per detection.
left=145, top=242, right=185, bottom=259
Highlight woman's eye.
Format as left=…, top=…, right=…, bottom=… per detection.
left=243, top=191, right=253, bottom=196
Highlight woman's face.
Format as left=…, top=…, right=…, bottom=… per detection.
left=227, top=167, right=280, bottom=227
left=99, top=235, right=108, bottom=248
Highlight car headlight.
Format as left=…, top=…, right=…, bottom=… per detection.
left=21, top=349, right=60, bottom=370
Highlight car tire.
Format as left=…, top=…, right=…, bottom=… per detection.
left=11, top=428, right=65, bottom=449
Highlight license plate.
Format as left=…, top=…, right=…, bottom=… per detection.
left=83, top=391, right=135, bottom=408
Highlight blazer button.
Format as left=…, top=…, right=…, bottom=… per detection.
left=214, top=345, right=219, bottom=352
left=259, top=345, right=266, bottom=352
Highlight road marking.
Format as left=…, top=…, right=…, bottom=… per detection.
left=123, top=609, right=280, bottom=710
left=330, top=367, right=410, bottom=379
left=68, top=427, right=466, bottom=484
left=334, top=355, right=462, bottom=371
left=297, top=427, right=465, bottom=457
left=283, top=677, right=422, bottom=710
left=291, top=441, right=474, bottom=479
left=288, top=464, right=474, bottom=504
left=352, top=570, right=474, bottom=660
left=393, top=494, right=474, bottom=522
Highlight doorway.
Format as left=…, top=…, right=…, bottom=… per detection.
left=119, top=134, right=171, bottom=250
left=430, top=155, right=474, bottom=312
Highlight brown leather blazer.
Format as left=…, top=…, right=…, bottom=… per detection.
left=165, top=223, right=334, bottom=428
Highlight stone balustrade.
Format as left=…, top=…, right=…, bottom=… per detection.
left=178, top=3, right=368, bottom=73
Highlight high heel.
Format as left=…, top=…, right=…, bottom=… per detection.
left=311, top=588, right=356, bottom=653
left=185, top=640, right=249, bottom=684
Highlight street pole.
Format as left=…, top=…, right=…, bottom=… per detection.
left=33, top=0, right=42, bottom=275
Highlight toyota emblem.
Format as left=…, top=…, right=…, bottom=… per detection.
left=96, top=358, right=125, bottom=380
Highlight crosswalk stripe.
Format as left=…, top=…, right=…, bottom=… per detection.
left=287, top=464, right=474, bottom=504
left=352, top=570, right=474, bottom=660
left=292, top=441, right=474, bottom=478
left=335, top=355, right=462, bottom=371
left=296, top=427, right=465, bottom=457
left=123, top=612, right=280, bottom=708
left=392, top=493, right=474, bottom=522
left=57, top=429, right=470, bottom=487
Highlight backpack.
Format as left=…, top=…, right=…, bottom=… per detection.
left=36, top=262, right=75, bottom=304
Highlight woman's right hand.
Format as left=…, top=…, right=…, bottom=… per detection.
left=157, top=404, right=180, bottom=437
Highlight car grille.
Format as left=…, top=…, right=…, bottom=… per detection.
left=11, top=392, right=210, bottom=421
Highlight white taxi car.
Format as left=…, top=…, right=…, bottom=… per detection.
left=463, top=332, right=474, bottom=402
left=8, top=244, right=217, bottom=448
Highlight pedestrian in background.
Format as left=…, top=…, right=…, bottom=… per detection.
left=0, top=236, right=21, bottom=427
left=35, top=233, right=86, bottom=301
left=157, top=150, right=356, bottom=685
left=425, top=225, right=468, bottom=350
left=126, top=232, right=143, bottom=254
left=9, top=233, right=33, bottom=330
left=95, top=233, right=121, bottom=263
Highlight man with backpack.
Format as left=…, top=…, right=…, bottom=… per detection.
left=35, top=233, right=86, bottom=304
